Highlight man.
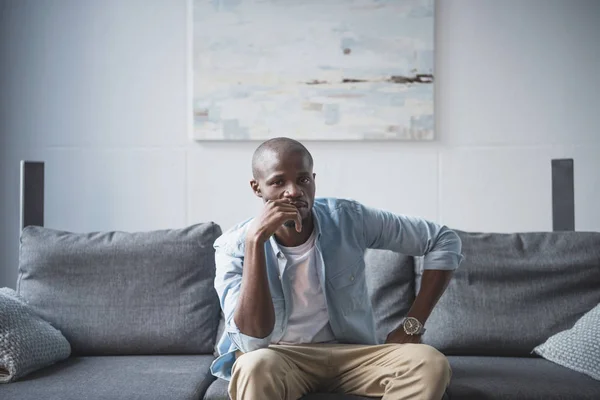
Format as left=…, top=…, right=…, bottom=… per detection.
left=210, top=137, right=463, bottom=400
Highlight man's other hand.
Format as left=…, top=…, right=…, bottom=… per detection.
left=385, top=327, right=423, bottom=344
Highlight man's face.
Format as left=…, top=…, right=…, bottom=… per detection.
left=252, top=150, right=316, bottom=223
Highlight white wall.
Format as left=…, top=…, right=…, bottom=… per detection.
left=1, top=0, right=599, bottom=288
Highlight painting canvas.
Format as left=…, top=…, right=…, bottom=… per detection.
left=192, top=0, right=434, bottom=141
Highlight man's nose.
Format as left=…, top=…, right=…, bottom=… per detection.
left=284, top=184, right=302, bottom=197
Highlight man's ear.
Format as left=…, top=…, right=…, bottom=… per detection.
left=250, top=179, right=262, bottom=198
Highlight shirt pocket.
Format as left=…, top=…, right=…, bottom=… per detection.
left=328, top=262, right=360, bottom=290
left=327, top=259, right=366, bottom=314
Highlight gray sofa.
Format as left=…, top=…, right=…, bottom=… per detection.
left=1, top=224, right=599, bottom=400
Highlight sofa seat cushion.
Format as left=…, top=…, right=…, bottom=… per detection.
left=0, top=355, right=215, bottom=400
left=204, top=377, right=449, bottom=400
left=447, top=356, right=600, bottom=400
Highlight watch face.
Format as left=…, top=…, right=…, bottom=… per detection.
left=403, top=317, right=421, bottom=335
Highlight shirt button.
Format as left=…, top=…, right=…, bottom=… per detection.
left=350, top=275, right=355, bottom=281
left=277, top=252, right=285, bottom=260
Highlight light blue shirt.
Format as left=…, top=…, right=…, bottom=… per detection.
left=210, top=198, right=463, bottom=380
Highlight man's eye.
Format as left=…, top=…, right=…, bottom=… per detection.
left=300, top=177, right=311, bottom=184
left=272, top=180, right=284, bottom=186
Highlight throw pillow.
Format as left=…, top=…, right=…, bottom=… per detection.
left=533, top=303, right=600, bottom=381
left=364, top=249, right=415, bottom=343
left=17, top=223, right=222, bottom=356
left=0, top=287, right=71, bottom=383
left=417, top=230, right=600, bottom=356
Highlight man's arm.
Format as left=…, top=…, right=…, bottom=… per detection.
left=360, top=204, right=463, bottom=269
left=386, top=269, right=453, bottom=344
left=407, top=269, right=453, bottom=324
left=234, top=199, right=302, bottom=338
left=214, top=199, right=302, bottom=353
left=359, top=203, right=463, bottom=343
left=214, top=241, right=274, bottom=353
left=233, top=235, right=275, bottom=339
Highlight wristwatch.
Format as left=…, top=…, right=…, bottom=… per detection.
left=400, top=316, right=426, bottom=335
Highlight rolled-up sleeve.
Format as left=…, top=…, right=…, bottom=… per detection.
left=214, top=239, right=273, bottom=353
left=360, top=203, right=463, bottom=271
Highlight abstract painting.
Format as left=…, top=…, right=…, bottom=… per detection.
left=192, top=0, right=434, bottom=141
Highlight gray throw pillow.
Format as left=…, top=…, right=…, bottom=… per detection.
left=365, top=249, right=415, bottom=343
left=533, top=303, right=600, bottom=381
left=417, top=230, right=600, bottom=356
left=0, top=287, right=71, bottom=383
left=17, top=223, right=222, bottom=356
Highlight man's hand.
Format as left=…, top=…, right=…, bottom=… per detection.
left=247, top=199, right=303, bottom=243
left=385, top=327, right=423, bottom=344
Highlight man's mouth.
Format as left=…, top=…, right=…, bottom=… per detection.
left=291, top=201, right=307, bottom=208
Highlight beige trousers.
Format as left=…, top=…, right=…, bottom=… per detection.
left=229, top=343, right=451, bottom=400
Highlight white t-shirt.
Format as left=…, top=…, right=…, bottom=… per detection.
left=275, top=229, right=335, bottom=344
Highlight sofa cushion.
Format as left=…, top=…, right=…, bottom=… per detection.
left=0, top=355, right=215, bottom=400
left=17, top=223, right=222, bottom=355
left=447, top=356, right=600, bottom=400
left=534, top=302, right=600, bottom=381
left=417, top=231, right=600, bottom=356
left=364, top=249, right=415, bottom=343
left=0, top=288, right=71, bottom=383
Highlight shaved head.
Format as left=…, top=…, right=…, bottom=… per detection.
left=249, top=137, right=316, bottom=228
left=252, top=137, right=313, bottom=179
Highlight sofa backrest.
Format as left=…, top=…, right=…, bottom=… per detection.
left=364, top=249, right=415, bottom=343
left=417, top=230, right=600, bottom=356
left=17, top=223, right=222, bottom=356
